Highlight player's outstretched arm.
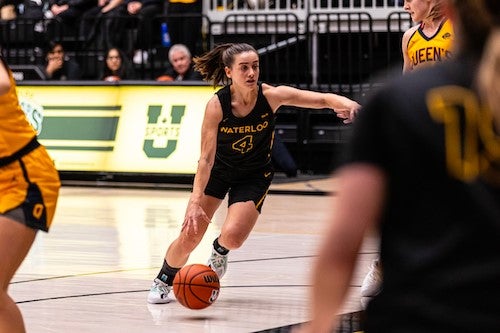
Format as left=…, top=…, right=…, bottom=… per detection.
left=262, top=83, right=361, bottom=123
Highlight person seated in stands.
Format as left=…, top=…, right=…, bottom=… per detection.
left=43, top=41, right=81, bottom=80
left=165, top=0, right=201, bottom=56
left=5, top=0, right=47, bottom=51
left=109, top=0, right=163, bottom=64
left=156, top=44, right=202, bottom=81
left=79, top=0, right=124, bottom=50
left=100, top=47, right=135, bottom=81
left=0, top=0, right=20, bottom=20
left=46, top=0, right=95, bottom=36
left=17, top=0, right=49, bottom=20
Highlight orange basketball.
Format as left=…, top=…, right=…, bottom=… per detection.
left=173, top=264, right=220, bottom=310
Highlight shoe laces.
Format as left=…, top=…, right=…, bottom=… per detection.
left=153, top=279, right=171, bottom=295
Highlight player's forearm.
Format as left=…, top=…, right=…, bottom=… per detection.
left=189, top=158, right=212, bottom=205
left=324, top=93, right=357, bottom=110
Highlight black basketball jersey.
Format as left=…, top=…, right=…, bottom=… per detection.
left=215, top=83, right=275, bottom=170
left=344, top=54, right=500, bottom=332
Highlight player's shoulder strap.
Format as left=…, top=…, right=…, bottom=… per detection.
left=255, top=82, right=273, bottom=115
left=215, top=85, right=232, bottom=118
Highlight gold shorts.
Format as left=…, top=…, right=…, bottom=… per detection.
left=0, top=145, right=60, bottom=232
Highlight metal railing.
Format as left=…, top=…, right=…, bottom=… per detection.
left=1, top=11, right=411, bottom=94
left=205, top=0, right=404, bottom=26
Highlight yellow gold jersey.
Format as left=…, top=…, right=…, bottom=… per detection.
left=0, top=58, right=60, bottom=231
left=407, top=19, right=454, bottom=70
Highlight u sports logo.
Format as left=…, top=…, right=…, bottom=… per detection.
left=143, top=105, right=186, bottom=158
left=19, top=97, right=44, bottom=135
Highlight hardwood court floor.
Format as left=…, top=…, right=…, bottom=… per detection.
left=12, top=175, right=379, bottom=333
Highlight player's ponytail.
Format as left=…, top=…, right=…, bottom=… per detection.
left=193, top=43, right=258, bottom=88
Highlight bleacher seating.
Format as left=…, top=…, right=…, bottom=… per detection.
left=1, top=0, right=410, bottom=173
left=1, top=0, right=408, bottom=85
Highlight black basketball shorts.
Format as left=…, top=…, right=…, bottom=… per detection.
left=204, top=163, right=274, bottom=213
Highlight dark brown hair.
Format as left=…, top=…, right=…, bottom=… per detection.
left=453, top=0, right=500, bottom=55
left=193, top=43, right=258, bottom=88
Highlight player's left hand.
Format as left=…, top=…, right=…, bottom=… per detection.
left=335, top=100, right=361, bottom=124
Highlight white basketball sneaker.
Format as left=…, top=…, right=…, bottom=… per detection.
left=147, top=278, right=173, bottom=304
left=207, top=249, right=228, bottom=279
left=361, top=259, right=383, bottom=297
left=360, top=259, right=383, bottom=309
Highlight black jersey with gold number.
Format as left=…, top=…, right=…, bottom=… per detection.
left=215, top=83, right=275, bottom=170
left=345, top=55, right=500, bottom=332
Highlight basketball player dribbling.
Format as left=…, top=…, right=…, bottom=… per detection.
left=147, top=43, right=362, bottom=304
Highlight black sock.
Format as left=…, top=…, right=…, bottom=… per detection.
left=213, top=237, right=229, bottom=255
left=156, top=260, right=180, bottom=285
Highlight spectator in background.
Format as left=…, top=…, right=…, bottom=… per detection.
left=109, top=0, right=164, bottom=64
left=46, top=0, right=96, bottom=36
left=80, top=0, right=124, bottom=50
left=10, top=0, right=48, bottom=50
left=166, top=0, right=202, bottom=56
left=43, top=41, right=81, bottom=80
left=17, top=0, right=49, bottom=20
left=156, top=43, right=202, bottom=81
left=0, top=0, right=19, bottom=20
left=101, top=47, right=135, bottom=81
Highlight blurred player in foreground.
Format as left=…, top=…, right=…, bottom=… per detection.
left=360, top=0, right=456, bottom=304
left=297, top=0, right=500, bottom=331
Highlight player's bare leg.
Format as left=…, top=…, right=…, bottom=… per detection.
left=0, top=216, right=37, bottom=333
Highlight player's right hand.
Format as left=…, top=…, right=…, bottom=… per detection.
left=182, top=203, right=211, bottom=235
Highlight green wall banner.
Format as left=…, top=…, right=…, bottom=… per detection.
left=17, top=85, right=215, bottom=174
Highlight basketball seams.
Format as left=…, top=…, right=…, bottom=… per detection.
left=175, top=263, right=189, bottom=307
left=188, top=269, right=216, bottom=306
left=188, top=284, right=211, bottom=305
left=173, top=264, right=220, bottom=310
